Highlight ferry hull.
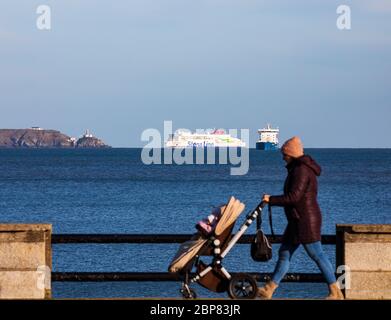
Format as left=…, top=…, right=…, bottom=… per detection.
left=256, top=142, right=279, bottom=151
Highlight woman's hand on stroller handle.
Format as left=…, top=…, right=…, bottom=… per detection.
left=262, top=194, right=270, bottom=204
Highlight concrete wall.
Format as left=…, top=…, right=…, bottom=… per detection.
left=336, top=224, right=391, bottom=299
left=0, top=224, right=52, bottom=299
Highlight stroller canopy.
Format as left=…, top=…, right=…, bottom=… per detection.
left=215, top=196, right=245, bottom=236
left=168, top=196, right=245, bottom=273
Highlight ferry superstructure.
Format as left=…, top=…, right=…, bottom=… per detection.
left=165, top=129, right=246, bottom=148
left=256, top=124, right=279, bottom=150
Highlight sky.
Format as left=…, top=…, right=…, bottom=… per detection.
left=0, top=0, right=390, bottom=147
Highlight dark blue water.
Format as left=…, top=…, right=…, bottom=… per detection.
left=0, top=148, right=390, bottom=298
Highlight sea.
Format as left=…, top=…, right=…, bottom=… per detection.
left=0, top=148, right=390, bottom=299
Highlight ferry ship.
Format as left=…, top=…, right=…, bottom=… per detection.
left=165, top=129, right=246, bottom=148
left=256, top=124, right=279, bottom=150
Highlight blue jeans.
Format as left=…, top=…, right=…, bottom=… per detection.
left=271, top=241, right=336, bottom=285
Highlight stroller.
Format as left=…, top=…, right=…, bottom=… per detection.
left=168, top=196, right=267, bottom=299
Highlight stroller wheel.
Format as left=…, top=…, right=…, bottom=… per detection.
left=228, top=273, right=257, bottom=299
left=180, top=286, right=197, bottom=299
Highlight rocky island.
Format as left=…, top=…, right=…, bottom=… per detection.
left=0, top=128, right=110, bottom=148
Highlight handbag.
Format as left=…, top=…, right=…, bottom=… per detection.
left=251, top=204, right=274, bottom=262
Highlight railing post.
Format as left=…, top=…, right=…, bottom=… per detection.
left=336, top=224, right=391, bottom=299
left=0, top=224, right=52, bottom=299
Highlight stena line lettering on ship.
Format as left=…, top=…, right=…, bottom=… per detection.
left=166, top=128, right=246, bottom=148
left=140, top=121, right=249, bottom=176
left=187, top=141, right=216, bottom=148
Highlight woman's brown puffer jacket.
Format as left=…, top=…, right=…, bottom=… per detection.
left=269, top=155, right=322, bottom=244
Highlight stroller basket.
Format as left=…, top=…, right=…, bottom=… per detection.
left=168, top=196, right=267, bottom=299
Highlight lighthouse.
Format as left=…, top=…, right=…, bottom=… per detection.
left=83, top=129, right=93, bottom=138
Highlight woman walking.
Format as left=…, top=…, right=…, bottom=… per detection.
left=259, top=136, right=344, bottom=299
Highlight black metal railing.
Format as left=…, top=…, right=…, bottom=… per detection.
left=51, top=234, right=336, bottom=244
left=51, top=234, right=336, bottom=283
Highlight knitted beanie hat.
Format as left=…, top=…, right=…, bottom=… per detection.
left=281, top=136, right=304, bottom=158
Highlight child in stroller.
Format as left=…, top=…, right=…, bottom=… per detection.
left=168, top=196, right=266, bottom=299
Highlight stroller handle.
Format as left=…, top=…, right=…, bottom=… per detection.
left=246, top=201, right=267, bottom=219
left=258, top=200, right=268, bottom=209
